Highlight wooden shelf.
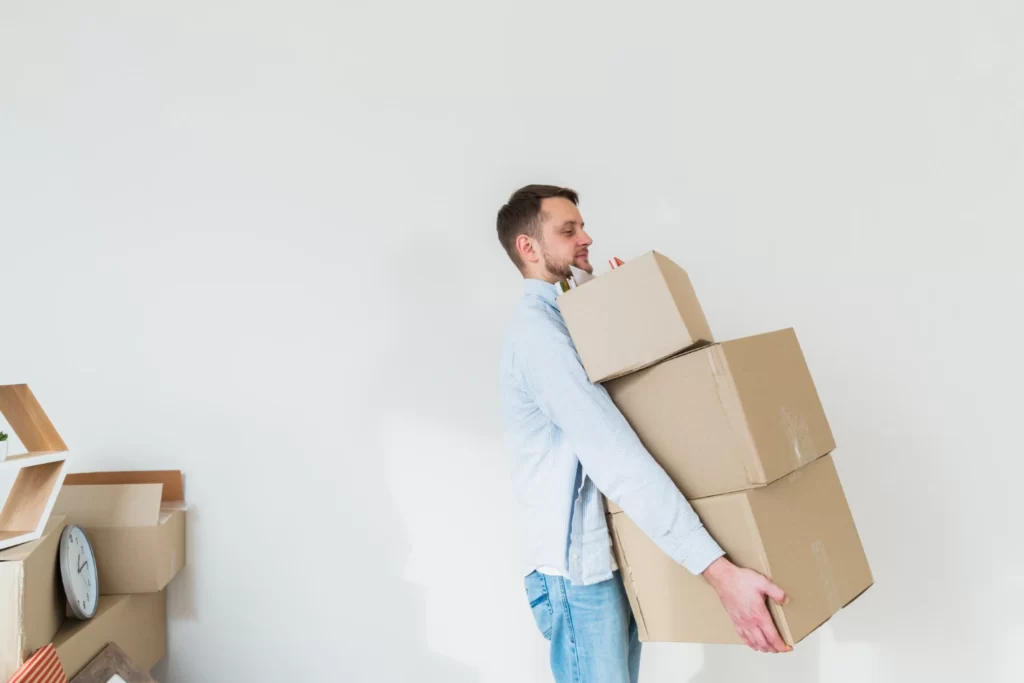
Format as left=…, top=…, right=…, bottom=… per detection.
left=0, top=384, right=71, bottom=552
left=0, top=450, right=68, bottom=471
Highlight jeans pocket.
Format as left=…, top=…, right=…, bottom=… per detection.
left=524, top=571, right=554, bottom=640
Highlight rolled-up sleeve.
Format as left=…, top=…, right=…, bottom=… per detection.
left=517, top=320, right=725, bottom=575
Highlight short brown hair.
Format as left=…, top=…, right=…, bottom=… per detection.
left=496, top=184, right=579, bottom=269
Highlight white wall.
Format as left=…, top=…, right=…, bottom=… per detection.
left=2, top=1, right=1022, bottom=681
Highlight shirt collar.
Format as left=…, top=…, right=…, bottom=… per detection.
left=523, top=277, right=560, bottom=305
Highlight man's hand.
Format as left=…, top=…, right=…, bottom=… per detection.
left=702, top=557, right=791, bottom=653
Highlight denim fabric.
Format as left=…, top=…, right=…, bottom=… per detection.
left=525, top=570, right=641, bottom=683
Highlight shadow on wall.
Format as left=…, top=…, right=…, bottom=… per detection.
left=150, top=424, right=482, bottom=682
left=134, top=265, right=485, bottom=683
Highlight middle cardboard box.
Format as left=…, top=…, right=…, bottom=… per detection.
left=604, top=327, right=835, bottom=501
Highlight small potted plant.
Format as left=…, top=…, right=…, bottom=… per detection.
left=0, top=431, right=7, bottom=461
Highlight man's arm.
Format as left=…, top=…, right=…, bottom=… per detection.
left=519, top=321, right=791, bottom=653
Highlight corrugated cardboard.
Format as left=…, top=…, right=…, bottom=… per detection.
left=556, top=251, right=714, bottom=383
left=53, top=591, right=166, bottom=679
left=52, top=471, right=185, bottom=595
left=609, top=454, right=872, bottom=646
left=605, top=327, right=835, bottom=501
left=0, top=515, right=67, bottom=682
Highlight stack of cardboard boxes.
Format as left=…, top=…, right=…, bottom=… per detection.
left=1, top=463, right=186, bottom=680
left=558, top=251, right=872, bottom=647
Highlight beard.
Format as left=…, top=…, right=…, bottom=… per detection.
left=541, top=246, right=576, bottom=281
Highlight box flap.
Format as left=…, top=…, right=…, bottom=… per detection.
left=53, top=484, right=162, bottom=527
left=63, top=470, right=184, bottom=502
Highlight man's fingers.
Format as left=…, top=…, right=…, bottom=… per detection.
left=760, top=576, right=788, bottom=605
left=759, top=618, right=788, bottom=653
left=756, top=626, right=782, bottom=653
left=747, top=627, right=770, bottom=653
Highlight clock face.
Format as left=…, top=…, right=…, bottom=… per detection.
left=59, top=525, right=99, bottom=619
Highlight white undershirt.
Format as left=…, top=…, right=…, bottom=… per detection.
left=535, top=554, right=618, bottom=578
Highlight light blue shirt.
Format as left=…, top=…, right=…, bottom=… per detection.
left=500, top=278, right=725, bottom=586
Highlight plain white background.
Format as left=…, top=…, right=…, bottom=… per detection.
left=2, top=1, right=1022, bottom=681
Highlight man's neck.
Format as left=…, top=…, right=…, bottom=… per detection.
left=522, top=270, right=559, bottom=285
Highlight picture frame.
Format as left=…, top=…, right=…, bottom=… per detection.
left=69, top=643, right=155, bottom=683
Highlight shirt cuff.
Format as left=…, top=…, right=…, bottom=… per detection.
left=672, top=526, right=726, bottom=575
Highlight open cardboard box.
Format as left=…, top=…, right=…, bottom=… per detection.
left=0, top=515, right=67, bottom=682
left=53, top=470, right=186, bottom=595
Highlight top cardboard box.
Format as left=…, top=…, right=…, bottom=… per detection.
left=52, top=470, right=186, bottom=595
left=557, top=251, right=714, bottom=383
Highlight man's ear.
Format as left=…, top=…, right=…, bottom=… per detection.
left=516, top=233, right=539, bottom=265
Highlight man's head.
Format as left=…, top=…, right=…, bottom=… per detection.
left=496, top=184, right=593, bottom=282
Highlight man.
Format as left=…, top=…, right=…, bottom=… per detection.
left=497, top=184, right=791, bottom=682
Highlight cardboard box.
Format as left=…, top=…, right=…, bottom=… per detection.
left=52, top=471, right=186, bottom=594
left=53, top=591, right=166, bottom=679
left=605, top=327, right=835, bottom=500
left=0, top=516, right=67, bottom=682
left=609, top=454, right=872, bottom=646
left=556, top=251, right=714, bottom=383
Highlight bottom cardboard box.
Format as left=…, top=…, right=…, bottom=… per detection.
left=53, top=591, right=166, bottom=679
left=609, top=454, right=872, bottom=646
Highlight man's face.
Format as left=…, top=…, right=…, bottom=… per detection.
left=536, top=197, right=593, bottom=279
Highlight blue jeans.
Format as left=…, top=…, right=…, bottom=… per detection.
left=524, top=570, right=641, bottom=683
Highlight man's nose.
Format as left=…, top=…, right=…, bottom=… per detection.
left=579, top=229, right=593, bottom=247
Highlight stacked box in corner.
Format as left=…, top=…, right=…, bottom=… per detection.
left=53, top=591, right=166, bottom=679
left=0, top=516, right=67, bottom=682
